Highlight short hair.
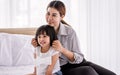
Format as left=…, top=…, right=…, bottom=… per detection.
left=35, top=25, right=58, bottom=46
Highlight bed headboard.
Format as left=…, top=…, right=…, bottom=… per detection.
left=0, top=28, right=37, bottom=35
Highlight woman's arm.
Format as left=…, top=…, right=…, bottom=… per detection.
left=45, top=53, right=59, bottom=75
left=52, top=40, right=74, bottom=62
left=61, top=47, right=75, bottom=62
left=52, top=30, right=84, bottom=63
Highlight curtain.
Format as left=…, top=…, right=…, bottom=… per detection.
left=0, top=0, right=10, bottom=27
left=87, top=0, right=120, bottom=74
left=0, top=0, right=79, bottom=28
left=0, top=0, right=52, bottom=28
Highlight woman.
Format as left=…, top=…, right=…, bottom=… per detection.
left=32, top=0, right=116, bottom=75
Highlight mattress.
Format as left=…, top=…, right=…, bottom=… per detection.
left=0, top=65, right=34, bottom=75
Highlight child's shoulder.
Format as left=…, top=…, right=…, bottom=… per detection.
left=49, top=47, right=59, bottom=55
left=35, top=46, right=41, bottom=55
left=49, top=47, right=56, bottom=52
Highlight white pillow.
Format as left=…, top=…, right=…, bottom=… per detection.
left=0, top=33, right=13, bottom=66
left=0, top=33, right=35, bottom=66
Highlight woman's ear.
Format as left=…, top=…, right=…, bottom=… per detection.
left=61, top=15, right=65, bottom=20
left=61, top=15, right=65, bottom=18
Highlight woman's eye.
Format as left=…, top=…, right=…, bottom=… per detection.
left=53, top=14, right=57, bottom=17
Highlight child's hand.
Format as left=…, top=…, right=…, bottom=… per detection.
left=31, top=38, right=38, bottom=48
left=46, top=66, right=53, bottom=75
left=45, top=71, right=52, bottom=75
left=26, top=73, right=36, bottom=75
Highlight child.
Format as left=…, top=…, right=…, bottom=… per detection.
left=34, top=25, right=62, bottom=75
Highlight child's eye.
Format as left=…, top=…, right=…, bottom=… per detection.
left=38, top=36, right=41, bottom=38
left=52, top=14, right=57, bottom=17
left=43, top=35, right=47, bottom=37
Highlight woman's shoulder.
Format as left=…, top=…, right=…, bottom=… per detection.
left=63, top=24, right=76, bottom=35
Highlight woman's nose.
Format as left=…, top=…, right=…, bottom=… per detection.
left=48, top=15, right=53, bottom=20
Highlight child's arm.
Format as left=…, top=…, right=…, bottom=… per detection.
left=45, top=53, right=59, bottom=75
left=34, top=50, right=37, bottom=74
left=33, top=67, right=36, bottom=74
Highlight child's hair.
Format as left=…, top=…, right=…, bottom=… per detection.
left=35, top=25, right=58, bottom=46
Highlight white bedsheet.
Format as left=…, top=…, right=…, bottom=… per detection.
left=0, top=65, right=34, bottom=75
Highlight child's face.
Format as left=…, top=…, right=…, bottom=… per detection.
left=37, top=32, right=50, bottom=48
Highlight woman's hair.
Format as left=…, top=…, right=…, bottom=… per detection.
left=35, top=25, right=58, bottom=46
left=47, top=0, right=69, bottom=25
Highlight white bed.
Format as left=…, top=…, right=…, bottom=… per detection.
left=0, top=65, right=34, bottom=75
left=0, top=28, right=37, bottom=75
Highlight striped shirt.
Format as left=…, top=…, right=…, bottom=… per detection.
left=57, top=23, right=84, bottom=66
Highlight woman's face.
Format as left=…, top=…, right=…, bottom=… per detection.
left=46, top=7, right=63, bottom=29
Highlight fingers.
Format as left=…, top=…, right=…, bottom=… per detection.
left=31, top=38, right=38, bottom=47
left=31, top=38, right=36, bottom=44
left=52, top=40, right=63, bottom=52
left=52, top=40, right=58, bottom=48
left=52, top=44, right=57, bottom=49
left=52, top=40, right=59, bottom=47
left=52, top=40, right=59, bottom=45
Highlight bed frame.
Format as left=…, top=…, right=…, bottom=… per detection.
left=0, top=28, right=37, bottom=35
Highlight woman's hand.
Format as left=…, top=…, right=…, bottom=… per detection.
left=53, top=40, right=75, bottom=62
left=52, top=40, right=63, bottom=52
left=31, top=38, right=38, bottom=48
